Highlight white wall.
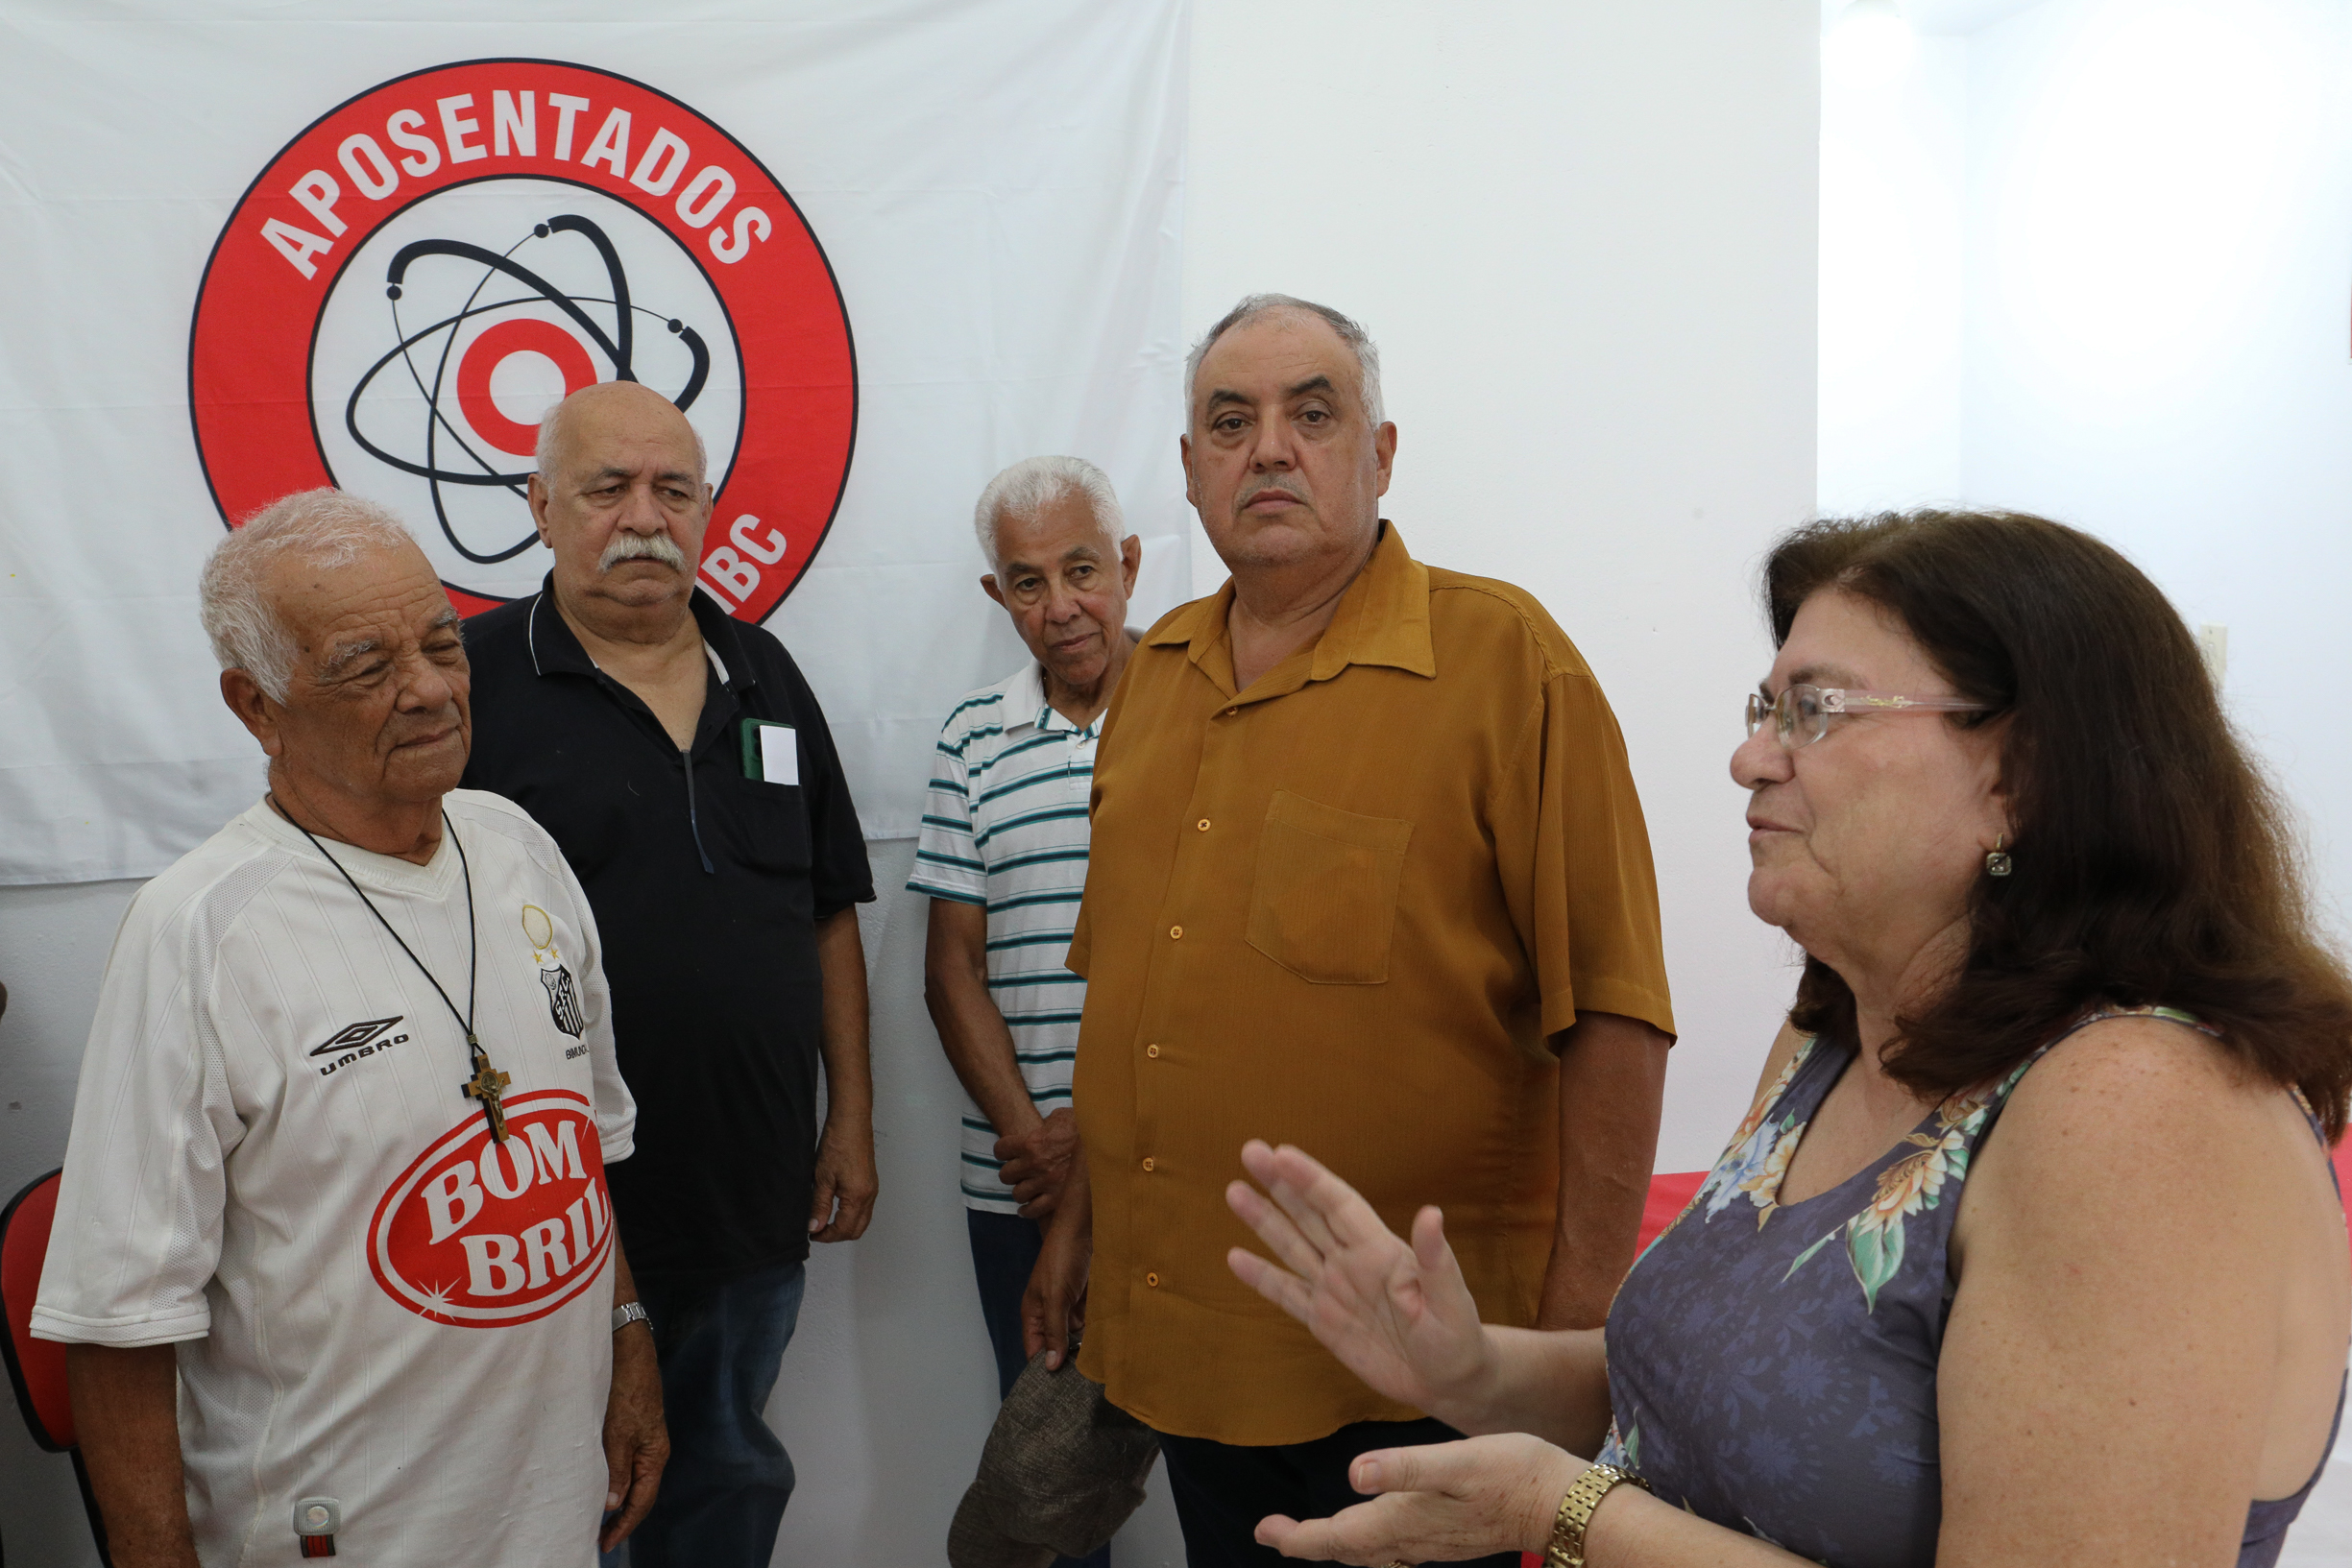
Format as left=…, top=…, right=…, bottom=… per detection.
left=1818, top=30, right=1970, bottom=512
left=0, top=4, right=1821, bottom=1562
left=1820, top=0, right=2352, bottom=930
left=1962, top=0, right=2352, bottom=927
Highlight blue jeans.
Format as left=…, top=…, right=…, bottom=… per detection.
left=609, top=1258, right=808, bottom=1568
left=968, top=1209, right=1113, bottom=1568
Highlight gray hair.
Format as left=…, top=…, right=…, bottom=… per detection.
left=199, top=488, right=419, bottom=703
left=535, top=384, right=709, bottom=481
left=1183, top=293, right=1385, bottom=428
left=972, top=455, right=1124, bottom=567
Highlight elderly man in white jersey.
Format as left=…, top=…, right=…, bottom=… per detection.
left=33, top=490, right=664, bottom=1566
left=912, top=457, right=1139, bottom=1565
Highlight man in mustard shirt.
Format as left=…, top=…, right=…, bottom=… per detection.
left=1023, top=294, right=1676, bottom=1565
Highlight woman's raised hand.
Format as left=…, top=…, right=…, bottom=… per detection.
left=1224, top=1140, right=1493, bottom=1419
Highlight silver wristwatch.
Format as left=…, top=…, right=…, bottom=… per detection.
left=612, top=1301, right=650, bottom=1334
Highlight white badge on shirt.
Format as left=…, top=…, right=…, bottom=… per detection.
left=741, top=719, right=799, bottom=785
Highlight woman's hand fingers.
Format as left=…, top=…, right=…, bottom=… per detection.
left=1350, top=1441, right=1470, bottom=1498
left=1262, top=1165, right=1347, bottom=1261
left=1406, top=1207, right=1476, bottom=1315
left=1227, top=1177, right=1335, bottom=1282
left=1227, top=1243, right=1318, bottom=1323
left=1254, top=1505, right=1395, bottom=1565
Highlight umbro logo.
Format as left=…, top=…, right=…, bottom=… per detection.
left=311, top=1016, right=406, bottom=1057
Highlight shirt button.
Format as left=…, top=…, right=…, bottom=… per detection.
left=1141, top=1157, right=1155, bottom=1172
left=1225, top=707, right=1238, bottom=716
left=1146, top=1271, right=1160, bottom=1287
left=1146, top=1044, right=1160, bottom=1058
left=1170, top=925, right=1183, bottom=939
left=1196, top=818, right=1210, bottom=832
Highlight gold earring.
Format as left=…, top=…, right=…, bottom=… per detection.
left=1985, top=833, right=2013, bottom=878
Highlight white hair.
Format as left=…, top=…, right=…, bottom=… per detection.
left=535, top=384, right=709, bottom=480
left=1183, top=293, right=1385, bottom=428
left=199, top=488, right=420, bottom=703
left=972, top=455, right=1124, bottom=567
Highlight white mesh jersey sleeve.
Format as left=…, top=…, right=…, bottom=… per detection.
left=31, top=847, right=275, bottom=1346
left=550, top=812, right=633, bottom=1163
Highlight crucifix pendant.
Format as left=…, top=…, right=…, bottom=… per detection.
left=462, top=1035, right=513, bottom=1143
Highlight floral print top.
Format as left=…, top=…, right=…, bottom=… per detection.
left=1596, top=1008, right=2341, bottom=1568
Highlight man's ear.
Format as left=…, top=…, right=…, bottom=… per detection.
left=526, top=474, right=554, bottom=547
left=220, top=668, right=286, bottom=760
left=1178, top=434, right=1198, bottom=509
left=981, top=573, right=1006, bottom=609
left=1371, top=421, right=1398, bottom=497
left=1118, top=535, right=1142, bottom=596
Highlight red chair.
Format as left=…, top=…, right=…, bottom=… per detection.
left=1, top=1169, right=112, bottom=1566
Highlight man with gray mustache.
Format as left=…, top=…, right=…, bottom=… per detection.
left=460, top=381, right=878, bottom=1568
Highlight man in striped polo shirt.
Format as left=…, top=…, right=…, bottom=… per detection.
left=912, top=457, right=1141, bottom=1501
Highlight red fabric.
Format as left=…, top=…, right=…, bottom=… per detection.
left=2336, top=1135, right=2352, bottom=1252
left=1, top=1170, right=73, bottom=1449
left=1637, top=1170, right=1709, bottom=1254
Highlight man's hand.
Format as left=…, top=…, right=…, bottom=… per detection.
left=1022, top=1211, right=1091, bottom=1369
left=812, top=905, right=878, bottom=1242
left=810, top=1116, right=879, bottom=1242
left=996, top=1105, right=1080, bottom=1218
left=1022, top=1142, right=1094, bottom=1369
left=599, top=1320, right=667, bottom=1552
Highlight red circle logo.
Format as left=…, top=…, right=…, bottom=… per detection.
left=189, top=59, right=857, bottom=619
left=369, top=1090, right=614, bottom=1326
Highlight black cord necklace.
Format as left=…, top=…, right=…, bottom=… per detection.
left=272, top=797, right=513, bottom=1142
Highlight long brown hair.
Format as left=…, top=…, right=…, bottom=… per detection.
left=1767, top=510, right=2352, bottom=1135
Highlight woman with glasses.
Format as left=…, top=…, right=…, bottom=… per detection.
left=1220, top=510, right=2352, bottom=1568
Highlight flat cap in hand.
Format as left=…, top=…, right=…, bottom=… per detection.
left=947, top=1350, right=1160, bottom=1568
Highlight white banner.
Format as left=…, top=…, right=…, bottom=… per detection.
left=0, top=0, right=1190, bottom=884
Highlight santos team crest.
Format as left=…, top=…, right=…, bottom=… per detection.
left=188, top=60, right=858, bottom=619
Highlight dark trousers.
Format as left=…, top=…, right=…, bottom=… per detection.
left=1155, top=1420, right=1521, bottom=1568
left=968, top=1208, right=1114, bottom=1568
left=613, top=1258, right=808, bottom=1568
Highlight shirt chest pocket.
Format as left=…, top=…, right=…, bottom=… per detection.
left=733, top=780, right=812, bottom=875
left=1245, top=790, right=1414, bottom=984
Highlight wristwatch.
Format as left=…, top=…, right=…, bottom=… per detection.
left=612, top=1301, right=650, bottom=1334
left=1543, top=1463, right=1650, bottom=1568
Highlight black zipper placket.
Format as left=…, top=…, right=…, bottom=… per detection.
left=681, top=744, right=716, bottom=874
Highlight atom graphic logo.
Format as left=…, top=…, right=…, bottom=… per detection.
left=190, top=60, right=857, bottom=618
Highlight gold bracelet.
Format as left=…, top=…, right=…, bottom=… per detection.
left=1543, top=1462, right=1650, bottom=1568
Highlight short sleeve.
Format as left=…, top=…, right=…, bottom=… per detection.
left=769, top=649, right=875, bottom=919
left=907, top=715, right=985, bottom=905
left=31, top=884, right=241, bottom=1347
left=1503, top=669, right=1676, bottom=1049
left=549, top=840, right=635, bottom=1162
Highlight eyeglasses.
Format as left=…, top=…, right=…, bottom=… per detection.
left=1745, top=685, right=1992, bottom=748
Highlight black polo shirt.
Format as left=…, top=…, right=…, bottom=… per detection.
left=461, top=578, right=873, bottom=1280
